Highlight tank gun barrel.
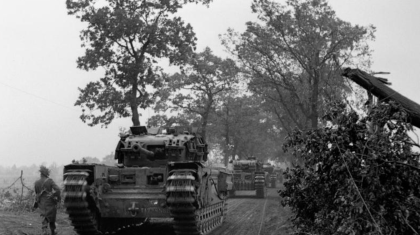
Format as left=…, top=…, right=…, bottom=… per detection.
left=132, top=144, right=154, bottom=157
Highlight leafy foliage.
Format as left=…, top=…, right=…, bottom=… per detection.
left=147, top=113, right=198, bottom=127
left=223, top=0, right=375, bottom=129
left=280, top=101, right=420, bottom=234
left=67, top=0, right=212, bottom=126
left=210, top=94, right=285, bottom=163
left=154, top=47, right=240, bottom=139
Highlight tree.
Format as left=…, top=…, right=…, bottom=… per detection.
left=154, top=47, right=240, bottom=139
left=210, top=94, right=284, bottom=164
left=343, top=68, right=420, bottom=129
left=48, top=162, right=60, bottom=180
left=147, top=113, right=196, bottom=127
left=67, top=0, right=212, bottom=127
left=280, top=101, right=420, bottom=234
left=101, top=152, right=116, bottom=166
left=223, top=0, right=375, bottom=129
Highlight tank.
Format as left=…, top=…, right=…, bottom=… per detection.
left=63, top=126, right=232, bottom=235
left=263, top=164, right=276, bottom=188
left=229, top=158, right=266, bottom=198
left=273, top=167, right=284, bottom=185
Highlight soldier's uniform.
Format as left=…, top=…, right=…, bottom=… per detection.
left=34, top=166, right=61, bottom=235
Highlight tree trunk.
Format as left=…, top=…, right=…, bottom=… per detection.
left=310, top=74, right=320, bottom=129
left=201, top=114, right=208, bottom=141
left=224, top=107, right=230, bottom=167
left=232, top=140, right=239, bottom=160
left=130, top=75, right=140, bottom=126
left=131, top=105, right=140, bottom=126
left=342, top=68, right=420, bottom=128
left=201, top=100, right=214, bottom=141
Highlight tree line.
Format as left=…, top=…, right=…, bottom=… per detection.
left=63, top=1, right=420, bottom=233
left=0, top=153, right=116, bottom=187
left=67, top=0, right=374, bottom=164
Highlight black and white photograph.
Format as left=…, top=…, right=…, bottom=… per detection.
left=1, top=0, right=419, bottom=234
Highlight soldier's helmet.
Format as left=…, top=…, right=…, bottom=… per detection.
left=39, top=165, right=50, bottom=177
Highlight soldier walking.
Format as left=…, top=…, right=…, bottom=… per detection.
left=34, top=166, right=61, bottom=235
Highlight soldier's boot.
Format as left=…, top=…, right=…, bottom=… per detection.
left=42, top=227, right=49, bottom=235
left=42, top=222, right=49, bottom=235
left=50, top=222, right=57, bottom=235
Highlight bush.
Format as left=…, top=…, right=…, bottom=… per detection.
left=0, top=188, right=36, bottom=212
left=279, top=101, right=420, bottom=235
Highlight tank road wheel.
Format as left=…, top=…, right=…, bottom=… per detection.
left=170, top=202, right=226, bottom=235
left=63, top=171, right=101, bottom=235
left=223, top=200, right=228, bottom=222
left=167, top=171, right=227, bottom=235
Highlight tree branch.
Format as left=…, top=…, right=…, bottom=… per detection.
left=342, top=68, right=420, bottom=128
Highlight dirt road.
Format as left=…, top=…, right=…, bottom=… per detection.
left=0, top=188, right=292, bottom=235
left=210, top=187, right=293, bottom=235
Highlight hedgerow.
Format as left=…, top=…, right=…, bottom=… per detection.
left=280, top=101, right=420, bottom=235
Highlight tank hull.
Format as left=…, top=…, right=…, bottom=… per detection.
left=230, top=170, right=266, bottom=198
left=63, top=163, right=170, bottom=234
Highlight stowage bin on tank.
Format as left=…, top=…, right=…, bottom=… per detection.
left=63, top=126, right=232, bottom=235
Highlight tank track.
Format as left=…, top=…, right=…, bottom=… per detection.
left=254, top=173, right=266, bottom=198
left=167, top=171, right=227, bottom=235
left=63, top=171, right=145, bottom=235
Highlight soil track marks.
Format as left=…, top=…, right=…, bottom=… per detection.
left=209, top=187, right=293, bottom=235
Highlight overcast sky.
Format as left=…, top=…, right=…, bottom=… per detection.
left=0, top=0, right=419, bottom=167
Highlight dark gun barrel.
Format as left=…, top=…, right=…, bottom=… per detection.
left=132, top=144, right=154, bottom=157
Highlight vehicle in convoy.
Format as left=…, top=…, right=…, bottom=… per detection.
left=263, top=164, right=277, bottom=188
left=273, top=167, right=284, bottom=185
left=229, top=158, right=266, bottom=198
left=63, top=126, right=232, bottom=235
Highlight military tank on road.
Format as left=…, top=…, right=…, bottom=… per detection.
left=273, top=167, right=284, bottom=185
left=63, top=126, right=232, bottom=235
left=229, top=158, right=266, bottom=198
left=263, top=164, right=277, bottom=188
